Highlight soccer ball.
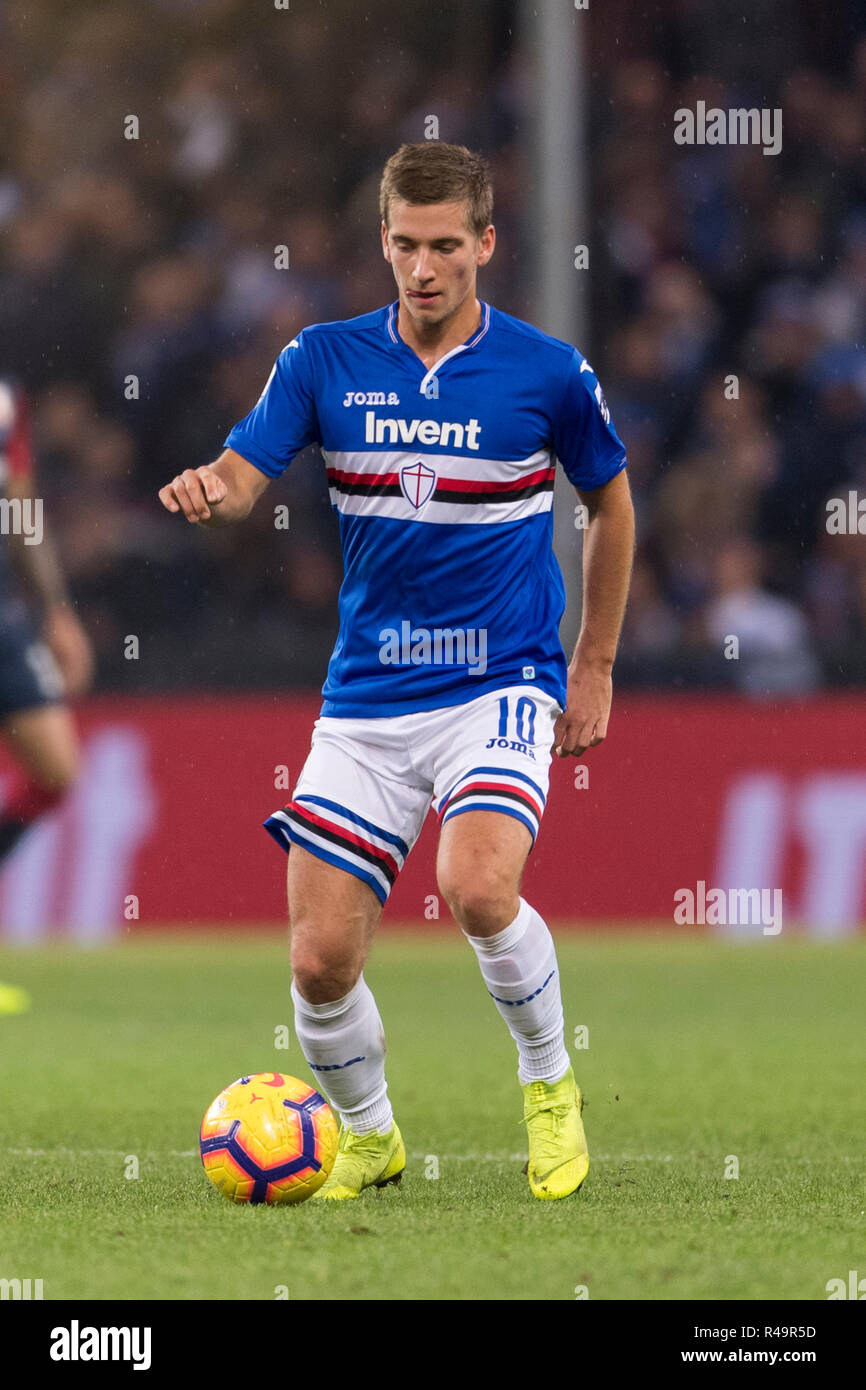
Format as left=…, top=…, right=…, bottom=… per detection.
left=200, top=1072, right=338, bottom=1205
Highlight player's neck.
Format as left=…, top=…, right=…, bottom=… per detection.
left=396, top=295, right=482, bottom=370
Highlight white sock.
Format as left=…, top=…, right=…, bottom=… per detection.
left=291, top=974, right=393, bottom=1135
left=463, top=898, right=570, bottom=1085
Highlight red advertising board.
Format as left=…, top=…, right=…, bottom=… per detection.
left=1, top=694, right=864, bottom=938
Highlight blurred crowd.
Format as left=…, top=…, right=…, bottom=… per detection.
left=0, top=0, right=864, bottom=694
left=595, top=15, right=866, bottom=694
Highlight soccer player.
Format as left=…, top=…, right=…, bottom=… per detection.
left=159, top=143, right=634, bottom=1200
left=0, top=377, right=93, bottom=1004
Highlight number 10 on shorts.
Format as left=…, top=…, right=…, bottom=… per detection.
left=490, top=695, right=537, bottom=748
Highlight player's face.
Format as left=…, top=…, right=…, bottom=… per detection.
left=382, top=200, right=495, bottom=329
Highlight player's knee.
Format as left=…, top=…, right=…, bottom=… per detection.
left=290, top=941, right=358, bottom=1005
left=439, top=872, right=515, bottom=935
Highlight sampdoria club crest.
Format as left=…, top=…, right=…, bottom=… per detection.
left=400, top=459, right=437, bottom=509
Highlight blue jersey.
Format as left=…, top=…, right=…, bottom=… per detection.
left=225, top=300, right=627, bottom=717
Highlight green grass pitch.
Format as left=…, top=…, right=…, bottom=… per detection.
left=0, top=930, right=863, bottom=1301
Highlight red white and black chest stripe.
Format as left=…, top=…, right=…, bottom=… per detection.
left=323, top=445, right=555, bottom=525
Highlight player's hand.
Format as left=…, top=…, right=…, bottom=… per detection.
left=43, top=603, right=94, bottom=698
left=158, top=466, right=228, bottom=523
left=553, top=662, right=612, bottom=757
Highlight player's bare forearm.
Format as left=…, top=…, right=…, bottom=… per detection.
left=554, top=467, right=635, bottom=757
left=574, top=468, right=634, bottom=670
left=158, top=449, right=270, bottom=527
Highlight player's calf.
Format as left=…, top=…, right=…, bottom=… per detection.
left=286, top=843, right=381, bottom=1002
left=284, top=848, right=398, bottom=1158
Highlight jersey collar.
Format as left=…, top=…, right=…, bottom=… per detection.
left=386, top=299, right=491, bottom=397
left=385, top=299, right=491, bottom=355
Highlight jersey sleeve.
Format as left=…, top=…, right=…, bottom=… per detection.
left=223, top=332, right=320, bottom=478
left=552, top=350, right=627, bottom=490
left=0, top=380, right=34, bottom=480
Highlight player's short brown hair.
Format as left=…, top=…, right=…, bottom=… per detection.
left=379, top=142, right=493, bottom=238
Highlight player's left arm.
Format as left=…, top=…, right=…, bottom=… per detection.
left=6, top=471, right=94, bottom=698
left=554, top=467, right=634, bottom=757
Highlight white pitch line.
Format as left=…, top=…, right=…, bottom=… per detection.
left=4, top=1147, right=200, bottom=1158
left=4, top=1147, right=864, bottom=1164
left=410, top=1153, right=865, bottom=1164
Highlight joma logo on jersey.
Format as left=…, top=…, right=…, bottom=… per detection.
left=364, top=412, right=481, bottom=450
left=343, top=391, right=400, bottom=406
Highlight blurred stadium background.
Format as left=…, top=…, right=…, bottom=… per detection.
left=1, top=0, right=865, bottom=938
left=3, top=0, right=866, bottom=1312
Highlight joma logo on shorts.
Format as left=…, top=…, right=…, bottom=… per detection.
left=484, top=736, right=537, bottom=760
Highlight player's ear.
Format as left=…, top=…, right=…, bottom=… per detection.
left=381, top=221, right=392, bottom=262
left=476, top=224, right=495, bottom=267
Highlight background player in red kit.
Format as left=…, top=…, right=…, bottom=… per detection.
left=0, top=379, right=93, bottom=908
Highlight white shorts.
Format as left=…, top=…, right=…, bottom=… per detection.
left=264, top=685, right=562, bottom=904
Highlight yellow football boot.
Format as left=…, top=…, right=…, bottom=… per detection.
left=522, top=1066, right=589, bottom=1200
left=312, top=1121, right=405, bottom=1200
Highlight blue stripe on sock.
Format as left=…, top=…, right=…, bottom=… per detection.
left=308, top=1055, right=366, bottom=1072
left=488, top=969, right=556, bottom=1007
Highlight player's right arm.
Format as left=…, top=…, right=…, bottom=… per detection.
left=164, top=331, right=318, bottom=524
left=158, top=448, right=269, bottom=527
